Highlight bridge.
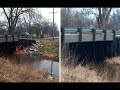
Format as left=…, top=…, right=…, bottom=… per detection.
left=61, top=28, right=120, bottom=44
left=61, top=27, right=120, bottom=64
left=0, top=35, right=36, bottom=55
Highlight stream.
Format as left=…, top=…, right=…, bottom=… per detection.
left=12, top=54, right=59, bottom=79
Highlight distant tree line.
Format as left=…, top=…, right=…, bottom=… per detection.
left=61, top=8, right=120, bottom=30
left=0, top=8, right=59, bottom=38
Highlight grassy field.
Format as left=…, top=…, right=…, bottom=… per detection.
left=0, top=57, right=58, bottom=82
left=36, top=37, right=59, bottom=61
left=61, top=57, right=120, bottom=82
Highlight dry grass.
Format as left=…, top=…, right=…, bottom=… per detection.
left=61, top=62, right=104, bottom=82
left=0, top=57, right=58, bottom=82
left=61, top=57, right=120, bottom=82
left=105, top=57, right=120, bottom=65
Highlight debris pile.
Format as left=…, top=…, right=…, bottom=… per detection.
left=23, top=40, right=43, bottom=55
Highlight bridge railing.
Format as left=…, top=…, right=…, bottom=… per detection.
left=0, top=35, right=32, bottom=43
left=61, top=27, right=120, bottom=44
left=0, top=35, right=20, bottom=43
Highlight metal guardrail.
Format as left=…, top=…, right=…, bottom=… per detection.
left=0, top=35, right=32, bottom=43
left=61, top=27, right=120, bottom=43
left=64, top=28, right=118, bottom=34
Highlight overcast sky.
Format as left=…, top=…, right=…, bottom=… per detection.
left=38, top=8, right=60, bottom=30
left=0, top=8, right=61, bottom=30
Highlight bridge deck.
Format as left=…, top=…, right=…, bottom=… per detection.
left=0, top=35, right=33, bottom=43
left=61, top=28, right=120, bottom=43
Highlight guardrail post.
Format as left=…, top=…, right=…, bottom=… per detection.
left=112, top=30, right=116, bottom=40
left=18, top=35, right=20, bottom=40
left=12, top=35, right=14, bottom=41
left=92, top=29, right=96, bottom=41
left=5, top=35, right=8, bottom=42
left=78, top=28, right=82, bottom=41
left=61, top=27, right=65, bottom=46
left=103, top=29, right=106, bottom=41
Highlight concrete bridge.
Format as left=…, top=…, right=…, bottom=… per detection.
left=0, top=35, right=36, bottom=55
left=61, top=27, right=120, bottom=64
left=61, top=28, right=120, bottom=44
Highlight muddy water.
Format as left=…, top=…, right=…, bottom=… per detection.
left=12, top=54, right=59, bottom=79
left=31, top=59, right=59, bottom=78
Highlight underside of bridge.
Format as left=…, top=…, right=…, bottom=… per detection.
left=0, top=39, right=36, bottom=56
left=62, top=37, right=120, bottom=64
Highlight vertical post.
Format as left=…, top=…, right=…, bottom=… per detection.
left=51, top=61, right=53, bottom=77
left=103, top=29, right=106, bottom=41
left=78, top=28, right=82, bottom=41
left=92, top=29, right=96, bottom=41
left=49, top=8, right=58, bottom=41
left=112, top=30, right=116, bottom=40
left=5, top=35, right=8, bottom=42
left=12, top=35, right=14, bottom=42
left=112, top=30, right=116, bottom=56
left=53, top=8, right=54, bottom=41
left=61, top=27, right=65, bottom=47
left=18, top=35, right=20, bottom=40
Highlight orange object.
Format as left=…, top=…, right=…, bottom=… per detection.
left=16, top=45, right=22, bottom=52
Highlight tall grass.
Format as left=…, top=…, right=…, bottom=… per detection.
left=61, top=57, right=120, bottom=82
left=0, top=57, right=57, bottom=82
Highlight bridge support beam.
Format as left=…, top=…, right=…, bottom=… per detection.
left=62, top=38, right=120, bottom=64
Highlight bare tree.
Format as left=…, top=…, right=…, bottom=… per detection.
left=2, top=7, right=33, bottom=35
left=32, top=12, right=43, bottom=38
left=95, top=8, right=112, bottom=29
left=61, top=8, right=73, bottom=28
left=61, top=8, right=95, bottom=28
left=108, top=9, right=120, bottom=30
left=61, top=8, right=113, bottom=29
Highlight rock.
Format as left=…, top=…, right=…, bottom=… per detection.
left=36, top=41, right=39, bottom=43
left=41, top=45, right=43, bottom=47
left=30, top=48, right=34, bottom=51
left=48, top=76, right=54, bottom=80
left=23, top=49, right=27, bottom=53
left=34, top=49, right=38, bottom=52
left=29, top=51, right=33, bottom=54
left=37, top=44, right=41, bottom=46
left=39, top=52, right=43, bottom=55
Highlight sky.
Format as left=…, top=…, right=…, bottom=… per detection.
left=0, top=8, right=61, bottom=30
left=38, top=8, right=60, bottom=30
